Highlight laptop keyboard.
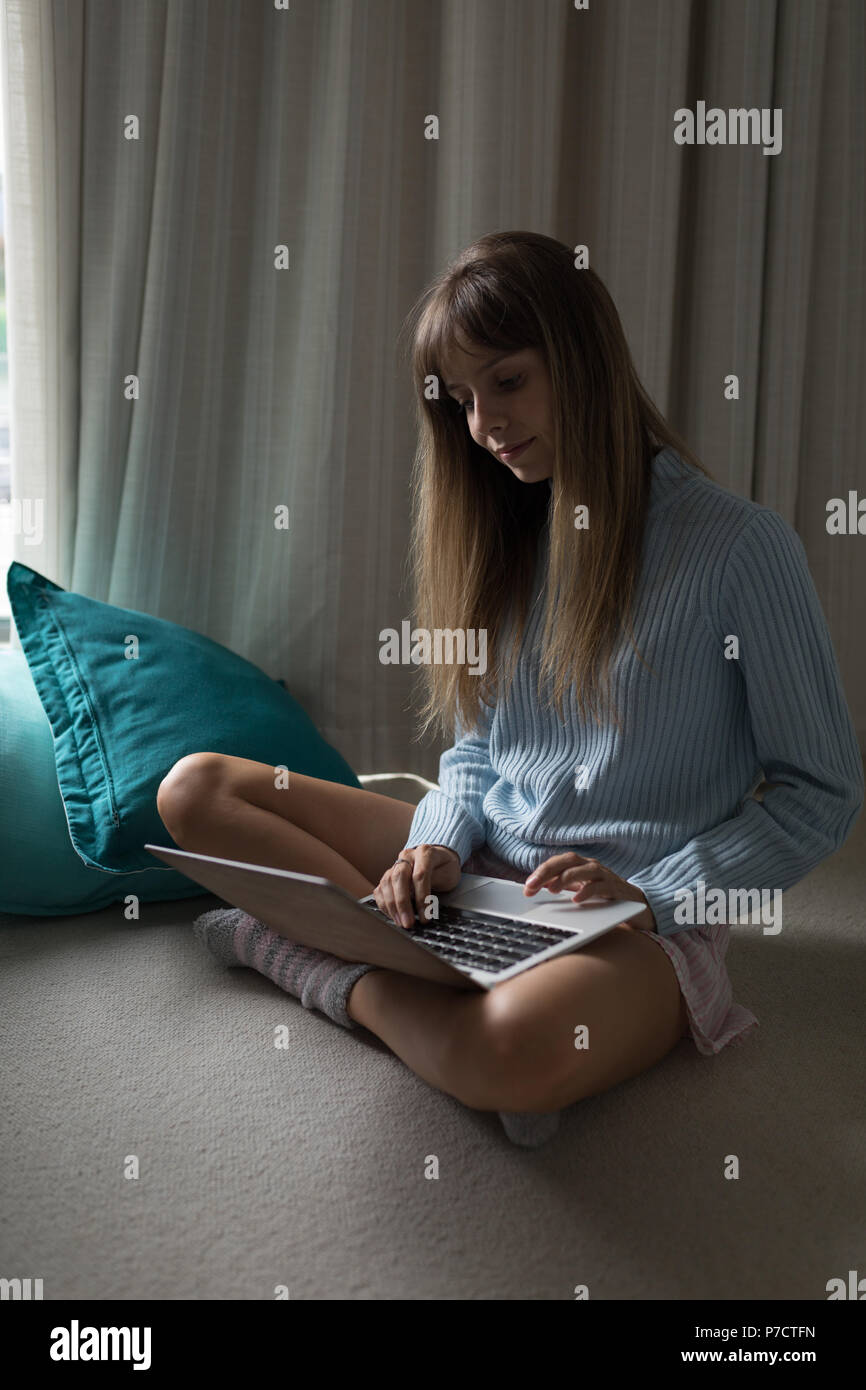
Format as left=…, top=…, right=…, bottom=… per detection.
left=365, top=900, right=575, bottom=974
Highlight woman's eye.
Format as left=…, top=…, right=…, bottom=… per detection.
left=454, top=374, right=522, bottom=415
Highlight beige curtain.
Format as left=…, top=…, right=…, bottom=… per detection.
left=1, top=0, right=863, bottom=778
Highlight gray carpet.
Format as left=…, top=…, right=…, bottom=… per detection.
left=1, top=789, right=864, bottom=1300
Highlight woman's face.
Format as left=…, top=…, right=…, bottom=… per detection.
left=441, top=338, right=554, bottom=483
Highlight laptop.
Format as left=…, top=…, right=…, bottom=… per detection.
left=144, top=843, right=645, bottom=992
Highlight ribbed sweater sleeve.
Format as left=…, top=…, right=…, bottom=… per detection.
left=629, top=508, right=864, bottom=938
left=403, top=699, right=497, bottom=865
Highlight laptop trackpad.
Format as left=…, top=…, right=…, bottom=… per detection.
left=449, top=877, right=564, bottom=918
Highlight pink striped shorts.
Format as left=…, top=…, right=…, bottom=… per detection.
left=462, top=843, right=759, bottom=1057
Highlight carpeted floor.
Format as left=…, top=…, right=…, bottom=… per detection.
left=1, top=784, right=864, bottom=1300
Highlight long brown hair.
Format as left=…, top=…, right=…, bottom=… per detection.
left=398, top=230, right=712, bottom=742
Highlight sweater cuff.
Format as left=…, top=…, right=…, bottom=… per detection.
left=403, top=791, right=486, bottom=867
left=626, top=876, right=680, bottom=938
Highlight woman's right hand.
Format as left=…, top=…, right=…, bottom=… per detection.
left=374, top=844, right=463, bottom=928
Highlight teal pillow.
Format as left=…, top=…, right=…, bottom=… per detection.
left=4, top=561, right=362, bottom=914
left=0, top=649, right=199, bottom=915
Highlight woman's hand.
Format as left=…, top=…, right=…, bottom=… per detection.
left=523, top=851, right=657, bottom=931
left=374, top=844, right=463, bottom=928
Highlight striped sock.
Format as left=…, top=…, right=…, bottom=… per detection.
left=192, top=907, right=377, bottom=1030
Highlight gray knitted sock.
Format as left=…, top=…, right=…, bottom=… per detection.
left=193, top=907, right=377, bottom=1029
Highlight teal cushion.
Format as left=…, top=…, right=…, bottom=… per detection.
left=4, top=561, right=362, bottom=914
left=0, top=650, right=177, bottom=915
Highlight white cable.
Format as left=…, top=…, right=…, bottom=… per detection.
left=357, top=772, right=439, bottom=792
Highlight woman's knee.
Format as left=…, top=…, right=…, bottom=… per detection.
left=156, top=752, right=232, bottom=836
left=444, top=987, right=566, bottom=1112
left=450, top=937, right=685, bottom=1113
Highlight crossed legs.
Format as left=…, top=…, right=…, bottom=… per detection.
left=156, top=753, right=688, bottom=1114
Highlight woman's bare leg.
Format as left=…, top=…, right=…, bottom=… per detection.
left=156, top=752, right=416, bottom=897
left=156, top=753, right=487, bottom=1100
left=347, top=926, right=688, bottom=1113
left=157, top=753, right=687, bottom=1114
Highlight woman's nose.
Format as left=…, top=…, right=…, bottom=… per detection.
left=471, top=399, right=505, bottom=438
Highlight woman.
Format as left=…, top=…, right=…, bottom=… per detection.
left=158, top=231, right=863, bottom=1147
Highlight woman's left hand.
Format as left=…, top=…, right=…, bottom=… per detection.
left=523, top=851, right=657, bottom=932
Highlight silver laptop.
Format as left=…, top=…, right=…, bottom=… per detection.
left=144, top=843, right=644, bottom=992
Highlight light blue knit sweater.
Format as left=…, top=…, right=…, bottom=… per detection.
left=405, top=448, right=864, bottom=938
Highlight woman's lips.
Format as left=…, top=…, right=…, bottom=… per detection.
left=499, top=437, right=535, bottom=462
